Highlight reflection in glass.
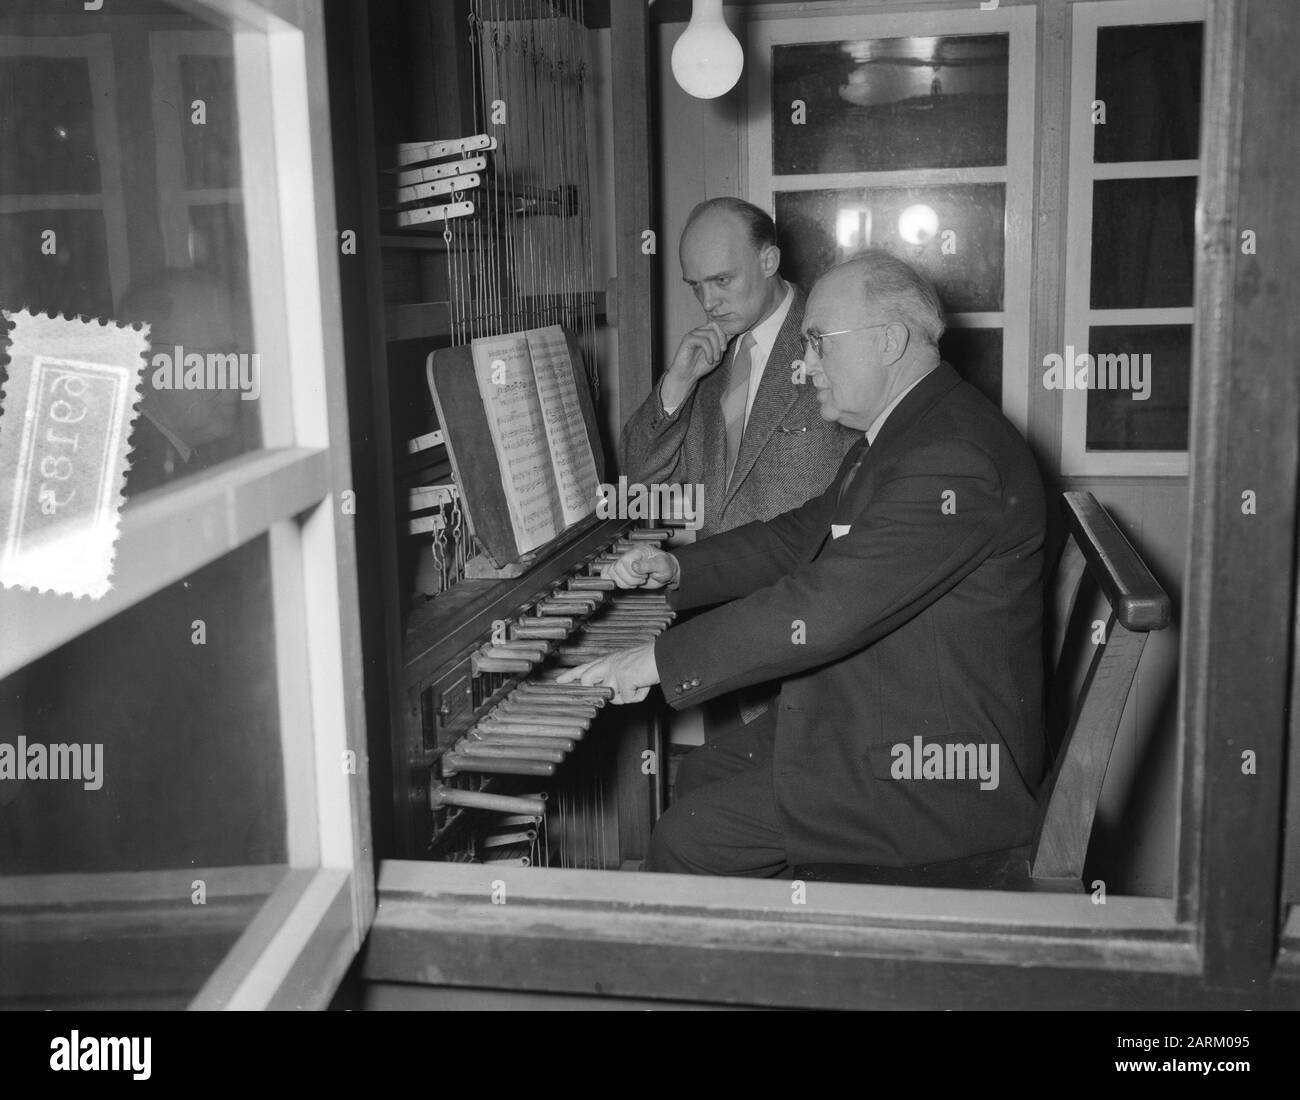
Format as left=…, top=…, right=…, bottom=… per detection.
left=0, top=535, right=285, bottom=873
left=0, top=2, right=266, bottom=499
left=938, top=327, right=1002, bottom=408
left=0, top=209, right=113, bottom=320
left=0, top=532, right=287, bottom=1006
left=897, top=203, right=940, bottom=246
left=180, top=54, right=241, bottom=189
left=0, top=57, right=101, bottom=195
left=772, top=34, right=1009, bottom=173
left=1094, top=23, right=1203, bottom=163
left=0, top=535, right=286, bottom=1008
left=118, top=268, right=258, bottom=497
left=1086, top=325, right=1190, bottom=451
left=776, top=184, right=1005, bottom=312
left=187, top=201, right=249, bottom=290
left=1090, top=177, right=1196, bottom=309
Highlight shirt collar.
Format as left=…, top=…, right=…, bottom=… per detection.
left=865, top=366, right=937, bottom=445
left=743, top=281, right=793, bottom=360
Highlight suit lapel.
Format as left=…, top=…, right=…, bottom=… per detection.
left=722, top=288, right=806, bottom=510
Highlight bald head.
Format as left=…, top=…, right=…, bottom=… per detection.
left=833, top=249, right=946, bottom=348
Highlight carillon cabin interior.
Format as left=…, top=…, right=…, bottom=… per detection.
left=0, top=0, right=1298, bottom=1015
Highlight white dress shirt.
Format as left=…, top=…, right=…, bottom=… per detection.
left=736, top=281, right=795, bottom=428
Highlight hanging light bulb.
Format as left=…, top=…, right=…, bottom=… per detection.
left=671, top=0, right=744, bottom=100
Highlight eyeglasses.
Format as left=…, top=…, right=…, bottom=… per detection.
left=800, top=322, right=892, bottom=359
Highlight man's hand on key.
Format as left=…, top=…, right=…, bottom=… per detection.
left=556, top=643, right=660, bottom=705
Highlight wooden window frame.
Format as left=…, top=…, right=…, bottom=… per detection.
left=361, top=0, right=1299, bottom=1010
left=1061, top=0, right=1205, bottom=476
left=148, top=29, right=242, bottom=269
left=0, top=0, right=372, bottom=1010
left=742, top=2, right=1038, bottom=433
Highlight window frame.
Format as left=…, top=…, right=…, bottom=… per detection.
left=743, top=2, right=1038, bottom=434
left=1061, top=0, right=1206, bottom=476
left=359, top=0, right=1299, bottom=1010
left=0, top=0, right=372, bottom=1010
left=148, top=29, right=243, bottom=270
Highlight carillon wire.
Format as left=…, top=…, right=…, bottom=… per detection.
left=453, top=0, right=598, bottom=348
left=434, top=0, right=618, bottom=867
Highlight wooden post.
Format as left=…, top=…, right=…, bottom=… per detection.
left=609, top=0, right=659, bottom=437
left=1182, top=0, right=1300, bottom=988
left=607, top=2, right=662, bottom=858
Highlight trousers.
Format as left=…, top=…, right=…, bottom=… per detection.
left=644, top=707, right=791, bottom=877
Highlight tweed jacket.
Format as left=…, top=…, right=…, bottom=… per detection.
left=620, top=286, right=857, bottom=538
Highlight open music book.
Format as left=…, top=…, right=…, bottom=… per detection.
left=428, top=326, right=604, bottom=566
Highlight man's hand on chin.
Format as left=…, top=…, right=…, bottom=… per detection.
left=556, top=642, right=660, bottom=705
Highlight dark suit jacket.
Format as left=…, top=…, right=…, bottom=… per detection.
left=620, top=286, right=857, bottom=538
left=654, top=363, right=1048, bottom=866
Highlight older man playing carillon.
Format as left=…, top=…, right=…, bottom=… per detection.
left=565, top=249, right=1048, bottom=878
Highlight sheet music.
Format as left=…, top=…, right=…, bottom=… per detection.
left=526, top=326, right=600, bottom=528
left=471, top=332, right=561, bottom=554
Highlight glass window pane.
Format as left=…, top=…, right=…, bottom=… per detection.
left=1090, top=177, right=1196, bottom=309
left=0, top=534, right=287, bottom=1008
left=0, top=57, right=101, bottom=195
left=0, top=873, right=283, bottom=1009
left=1086, top=324, right=1190, bottom=451
left=180, top=53, right=241, bottom=189
left=0, top=209, right=113, bottom=319
left=772, top=34, right=1009, bottom=173
left=938, top=327, right=1002, bottom=408
left=775, top=184, right=1005, bottom=312
left=0, top=1, right=285, bottom=501
left=0, top=536, right=285, bottom=873
left=118, top=266, right=261, bottom=497
left=187, top=201, right=249, bottom=297
left=1094, top=22, right=1203, bottom=163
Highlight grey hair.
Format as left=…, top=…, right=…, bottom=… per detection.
left=841, top=249, right=946, bottom=348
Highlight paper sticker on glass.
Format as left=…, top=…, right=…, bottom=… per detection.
left=0, top=309, right=147, bottom=599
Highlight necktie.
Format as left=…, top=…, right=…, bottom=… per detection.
left=837, top=436, right=871, bottom=504
left=722, top=332, right=756, bottom=486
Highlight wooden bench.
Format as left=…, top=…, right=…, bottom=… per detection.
left=794, top=491, right=1173, bottom=891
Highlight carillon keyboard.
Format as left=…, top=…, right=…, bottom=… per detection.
left=413, top=525, right=674, bottom=868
